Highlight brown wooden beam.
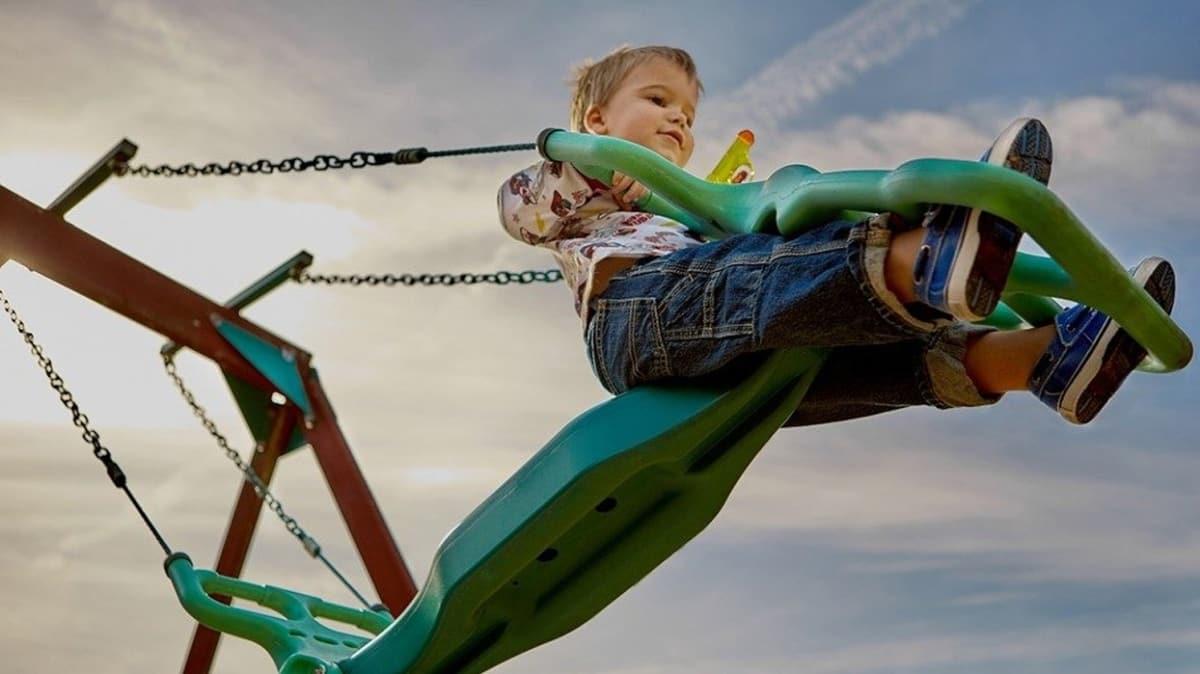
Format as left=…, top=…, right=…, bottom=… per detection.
left=181, top=403, right=298, bottom=674
left=0, top=183, right=301, bottom=390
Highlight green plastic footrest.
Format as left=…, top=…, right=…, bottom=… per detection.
left=165, top=552, right=391, bottom=673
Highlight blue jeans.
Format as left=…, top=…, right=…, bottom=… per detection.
left=584, top=215, right=998, bottom=427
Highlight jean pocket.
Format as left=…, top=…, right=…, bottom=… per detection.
left=590, top=297, right=670, bottom=392
left=660, top=263, right=761, bottom=340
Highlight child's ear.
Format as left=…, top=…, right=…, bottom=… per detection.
left=583, top=104, right=608, bottom=135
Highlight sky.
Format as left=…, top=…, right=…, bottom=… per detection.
left=1, top=0, right=1198, bottom=672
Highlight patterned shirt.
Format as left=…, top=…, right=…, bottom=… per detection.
left=497, top=160, right=704, bottom=326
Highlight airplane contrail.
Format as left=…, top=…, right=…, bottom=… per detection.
left=706, top=0, right=976, bottom=134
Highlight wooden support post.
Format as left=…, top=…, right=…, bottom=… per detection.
left=181, top=403, right=298, bottom=674
left=300, top=358, right=418, bottom=614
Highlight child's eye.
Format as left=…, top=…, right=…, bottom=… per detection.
left=649, top=95, right=665, bottom=106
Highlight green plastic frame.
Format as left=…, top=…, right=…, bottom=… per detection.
left=549, top=130, right=1190, bottom=372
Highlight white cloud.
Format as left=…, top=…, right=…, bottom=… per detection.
left=719, top=627, right=1200, bottom=674
left=701, top=0, right=976, bottom=140
left=734, top=79, right=1200, bottom=246
left=715, top=430, right=1200, bottom=582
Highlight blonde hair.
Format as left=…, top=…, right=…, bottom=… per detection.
left=569, top=45, right=704, bottom=132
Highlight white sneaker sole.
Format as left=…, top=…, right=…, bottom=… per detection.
left=1059, top=258, right=1173, bottom=424
left=944, top=118, right=1036, bottom=321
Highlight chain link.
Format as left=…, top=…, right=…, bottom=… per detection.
left=0, top=286, right=372, bottom=604
left=1, top=287, right=173, bottom=554
left=160, top=355, right=377, bottom=609
left=117, top=142, right=536, bottom=179
left=2, top=289, right=124, bottom=481
left=294, top=268, right=562, bottom=287
left=160, top=356, right=313, bottom=544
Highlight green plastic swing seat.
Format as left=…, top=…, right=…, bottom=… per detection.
left=168, top=346, right=826, bottom=674
left=166, top=130, right=1191, bottom=674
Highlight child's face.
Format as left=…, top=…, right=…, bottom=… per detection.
left=584, top=58, right=699, bottom=167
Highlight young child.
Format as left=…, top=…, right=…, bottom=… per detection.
left=498, top=45, right=1176, bottom=426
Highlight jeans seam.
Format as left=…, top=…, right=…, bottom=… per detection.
left=921, top=324, right=1002, bottom=408
left=917, top=329, right=953, bottom=408
left=846, top=219, right=941, bottom=338
left=662, top=324, right=756, bottom=340
left=646, top=298, right=670, bottom=376
left=626, top=301, right=642, bottom=382
left=657, top=272, right=695, bottom=308
left=591, top=302, right=616, bottom=392
left=769, top=239, right=849, bottom=261
left=601, top=297, right=669, bottom=382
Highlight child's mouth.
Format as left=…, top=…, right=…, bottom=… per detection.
left=659, top=131, right=683, bottom=148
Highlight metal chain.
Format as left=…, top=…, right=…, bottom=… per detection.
left=160, top=355, right=375, bottom=609
left=117, top=142, right=536, bottom=178
left=294, top=268, right=562, bottom=287
left=0, top=287, right=173, bottom=555
left=161, top=356, right=309, bottom=542
left=0, top=289, right=374, bottom=607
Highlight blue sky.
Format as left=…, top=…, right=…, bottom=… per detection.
left=1, top=1, right=1197, bottom=672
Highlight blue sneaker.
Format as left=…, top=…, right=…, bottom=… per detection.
left=913, top=118, right=1054, bottom=321
left=1029, top=257, right=1176, bottom=425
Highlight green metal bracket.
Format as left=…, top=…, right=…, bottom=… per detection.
left=2, top=138, right=137, bottom=268
left=48, top=138, right=138, bottom=217
left=162, top=251, right=315, bottom=450
left=161, top=251, right=313, bottom=361
left=213, top=317, right=313, bottom=418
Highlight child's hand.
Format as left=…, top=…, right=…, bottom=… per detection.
left=611, top=171, right=649, bottom=210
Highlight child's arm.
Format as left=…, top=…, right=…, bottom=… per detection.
left=497, top=160, right=606, bottom=245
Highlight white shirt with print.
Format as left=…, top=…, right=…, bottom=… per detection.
left=497, top=160, right=704, bottom=326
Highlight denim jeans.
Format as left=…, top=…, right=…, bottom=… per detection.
left=584, top=215, right=999, bottom=427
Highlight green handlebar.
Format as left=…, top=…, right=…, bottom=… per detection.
left=539, top=130, right=1191, bottom=372
left=164, top=553, right=391, bottom=673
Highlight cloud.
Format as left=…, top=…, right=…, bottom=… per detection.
left=714, top=427, right=1200, bottom=583
left=722, top=627, right=1200, bottom=674
left=735, top=79, right=1200, bottom=248
left=701, top=0, right=976, bottom=138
